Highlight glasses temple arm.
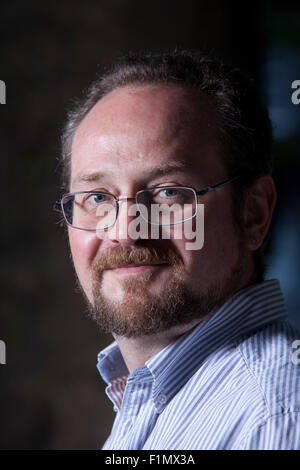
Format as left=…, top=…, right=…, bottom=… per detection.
left=196, top=175, right=240, bottom=196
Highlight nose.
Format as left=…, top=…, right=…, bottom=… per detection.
left=110, top=197, right=143, bottom=245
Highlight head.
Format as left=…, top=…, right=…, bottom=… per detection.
left=59, top=50, right=276, bottom=338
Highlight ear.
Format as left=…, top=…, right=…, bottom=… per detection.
left=243, top=174, right=277, bottom=251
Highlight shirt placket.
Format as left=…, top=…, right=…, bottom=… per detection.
left=109, top=367, right=154, bottom=449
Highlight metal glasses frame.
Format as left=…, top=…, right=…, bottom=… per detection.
left=55, top=174, right=240, bottom=231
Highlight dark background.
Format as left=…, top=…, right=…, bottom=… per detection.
left=0, top=0, right=299, bottom=450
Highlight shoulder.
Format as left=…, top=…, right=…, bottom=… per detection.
left=236, top=411, right=300, bottom=449
left=235, top=320, right=300, bottom=415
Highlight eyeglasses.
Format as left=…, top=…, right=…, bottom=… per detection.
left=55, top=175, right=240, bottom=231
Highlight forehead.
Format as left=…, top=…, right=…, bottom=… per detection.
left=71, top=84, right=224, bottom=188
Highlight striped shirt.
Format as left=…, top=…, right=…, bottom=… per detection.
left=97, top=279, right=300, bottom=450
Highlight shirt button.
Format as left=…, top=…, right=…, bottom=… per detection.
left=157, top=393, right=167, bottom=404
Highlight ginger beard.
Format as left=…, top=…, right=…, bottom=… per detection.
left=85, top=238, right=247, bottom=338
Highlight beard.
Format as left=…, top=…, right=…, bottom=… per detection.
left=82, top=238, right=247, bottom=338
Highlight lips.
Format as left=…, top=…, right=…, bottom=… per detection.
left=103, top=262, right=170, bottom=276
left=109, top=262, right=167, bottom=269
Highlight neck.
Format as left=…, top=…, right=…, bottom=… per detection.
left=114, top=319, right=201, bottom=374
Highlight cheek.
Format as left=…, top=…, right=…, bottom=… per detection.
left=171, top=199, right=241, bottom=280
left=169, top=226, right=200, bottom=273
left=170, top=210, right=205, bottom=262
left=198, top=199, right=243, bottom=276
left=68, top=228, right=101, bottom=301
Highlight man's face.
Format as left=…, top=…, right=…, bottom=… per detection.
left=68, top=84, right=249, bottom=337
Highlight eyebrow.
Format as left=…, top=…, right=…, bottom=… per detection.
left=73, top=160, right=188, bottom=185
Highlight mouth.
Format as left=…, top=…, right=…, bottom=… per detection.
left=106, top=262, right=169, bottom=275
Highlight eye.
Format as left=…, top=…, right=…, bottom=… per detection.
left=154, top=188, right=184, bottom=202
left=82, top=192, right=110, bottom=210
left=89, top=193, right=107, bottom=203
left=149, top=187, right=194, bottom=205
left=158, top=188, right=179, bottom=198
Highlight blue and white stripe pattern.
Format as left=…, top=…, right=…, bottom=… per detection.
left=97, top=280, right=300, bottom=449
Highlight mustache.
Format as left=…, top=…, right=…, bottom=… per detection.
left=92, top=245, right=183, bottom=274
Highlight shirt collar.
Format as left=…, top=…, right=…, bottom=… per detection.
left=97, top=341, right=128, bottom=385
left=97, top=279, right=287, bottom=412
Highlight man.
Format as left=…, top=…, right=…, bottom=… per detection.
left=57, top=50, right=300, bottom=449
